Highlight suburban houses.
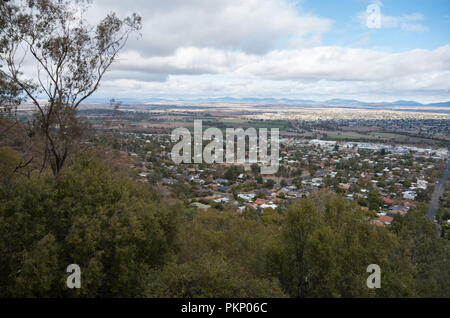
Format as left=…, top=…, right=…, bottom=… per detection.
left=113, top=131, right=448, bottom=227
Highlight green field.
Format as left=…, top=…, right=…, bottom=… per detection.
left=368, top=132, right=398, bottom=138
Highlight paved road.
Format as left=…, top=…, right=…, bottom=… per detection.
left=427, top=155, right=450, bottom=221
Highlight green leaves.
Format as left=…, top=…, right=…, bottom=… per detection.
left=147, top=254, right=285, bottom=298
left=0, top=153, right=179, bottom=297
left=392, top=207, right=450, bottom=297
left=275, top=193, right=417, bottom=297
left=0, top=149, right=447, bottom=297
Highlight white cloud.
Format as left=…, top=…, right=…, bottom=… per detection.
left=90, top=0, right=332, bottom=55
left=109, top=45, right=450, bottom=82
left=97, top=71, right=450, bottom=103
left=11, top=0, right=448, bottom=102
left=97, top=44, right=450, bottom=102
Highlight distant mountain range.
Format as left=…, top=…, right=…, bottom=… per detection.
left=84, top=97, right=450, bottom=108
left=191, top=97, right=450, bottom=107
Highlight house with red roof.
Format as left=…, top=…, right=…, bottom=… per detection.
left=338, top=183, right=350, bottom=190
left=378, top=215, right=393, bottom=224
left=370, top=220, right=385, bottom=227
left=254, top=198, right=270, bottom=205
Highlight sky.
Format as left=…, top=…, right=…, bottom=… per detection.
left=85, top=0, right=450, bottom=103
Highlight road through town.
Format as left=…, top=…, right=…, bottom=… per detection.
left=427, top=155, right=450, bottom=220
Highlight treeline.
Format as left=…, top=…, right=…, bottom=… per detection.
left=0, top=146, right=448, bottom=297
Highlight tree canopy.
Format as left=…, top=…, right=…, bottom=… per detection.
left=0, top=153, right=179, bottom=297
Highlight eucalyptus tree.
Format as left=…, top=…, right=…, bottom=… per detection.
left=0, top=0, right=23, bottom=128
left=0, top=0, right=141, bottom=175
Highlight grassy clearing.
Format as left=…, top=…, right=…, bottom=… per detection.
left=368, top=132, right=398, bottom=138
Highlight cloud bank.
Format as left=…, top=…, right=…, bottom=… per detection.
left=77, top=1, right=450, bottom=102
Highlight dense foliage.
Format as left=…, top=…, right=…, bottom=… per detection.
left=0, top=147, right=448, bottom=297
left=0, top=152, right=178, bottom=297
